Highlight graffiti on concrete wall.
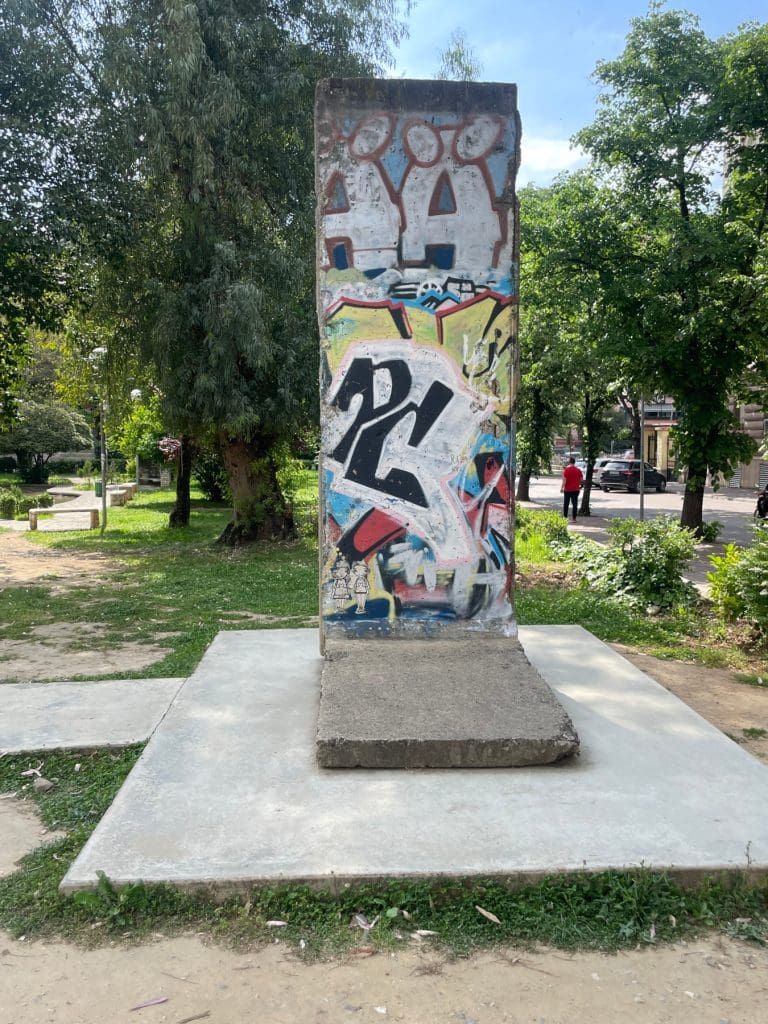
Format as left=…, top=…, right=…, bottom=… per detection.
left=317, top=82, right=519, bottom=637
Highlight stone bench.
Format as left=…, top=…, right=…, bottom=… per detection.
left=29, top=506, right=99, bottom=531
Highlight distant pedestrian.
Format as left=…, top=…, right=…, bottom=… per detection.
left=561, top=457, right=583, bottom=521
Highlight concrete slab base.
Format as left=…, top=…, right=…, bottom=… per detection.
left=318, top=638, right=579, bottom=767
left=61, top=627, right=768, bottom=892
left=0, top=678, right=185, bottom=754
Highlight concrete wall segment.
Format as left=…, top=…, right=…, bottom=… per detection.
left=316, top=79, right=520, bottom=644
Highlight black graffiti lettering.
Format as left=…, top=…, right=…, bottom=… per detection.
left=331, top=357, right=454, bottom=507
left=332, top=358, right=412, bottom=464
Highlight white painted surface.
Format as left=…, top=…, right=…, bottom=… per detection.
left=61, top=627, right=768, bottom=890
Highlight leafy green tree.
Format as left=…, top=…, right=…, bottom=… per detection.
left=0, top=1, right=138, bottom=426
left=519, top=176, right=639, bottom=515
left=435, top=29, right=483, bottom=82
left=0, top=400, right=91, bottom=482
left=576, top=6, right=766, bottom=532
left=84, top=0, right=407, bottom=540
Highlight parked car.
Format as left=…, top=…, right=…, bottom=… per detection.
left=593, top=457, right=613, bottom=489
left=600, top=460, right=666, bottom=493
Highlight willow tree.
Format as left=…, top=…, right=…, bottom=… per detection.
left=90, top=0, right=407, bottom=541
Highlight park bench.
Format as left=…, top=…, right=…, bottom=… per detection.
left=28, top=506, right=99, bottom=531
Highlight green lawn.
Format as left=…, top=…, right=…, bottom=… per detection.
left=2, top=487, right=318, bottom=678
left=1, top=481, right=763, bottom=679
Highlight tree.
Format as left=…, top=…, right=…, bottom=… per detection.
left=518, top=176, right=640, bottom=515
left=0, top=400, right=91, bottom=482
left=0, top=1, right=139, bottom=426
left=435, top=29, right=483, bottom=82
left=576, top=6, right=766, bottom=532
left=75, top=0, right=408, bottom=540
left=516, top=189, right=571, bottom=502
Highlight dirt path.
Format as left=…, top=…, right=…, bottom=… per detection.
left=0, top=929, right=765, bottom=1024
left=0, top=532, right=114, bottom=591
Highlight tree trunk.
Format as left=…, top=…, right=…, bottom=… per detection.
left=515, top=469, right=531, bottom=502
left=578, top=469, right=593, bottom=516
left=169, top=434, right=194, bottom=528
left=681, top=480, right=705, bottom=535
left=217, top=435, right=295, bottom=545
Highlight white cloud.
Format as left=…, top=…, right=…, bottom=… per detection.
left=517, top=136, right=588, bottom=186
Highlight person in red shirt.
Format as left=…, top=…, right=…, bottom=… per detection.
left=561, top=457, right=583, bottom=521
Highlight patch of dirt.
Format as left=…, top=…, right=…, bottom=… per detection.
left=0, top=930, right=765, bottom=1023
left=220, top=611, right=318, bottom=625
left=0, top=624, right=170, bottom=682
left=516, top=565, right=573, bottom=587
left=0, top=798, right=63, bottom=877
left=0, top=532, right=116, bottom=591
left=611, top=644, right=768, bottom=764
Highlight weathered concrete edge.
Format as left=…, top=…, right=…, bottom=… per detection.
left=59, top=863, right=768, bottom=897
left=316, top=733, right=578, bottom=769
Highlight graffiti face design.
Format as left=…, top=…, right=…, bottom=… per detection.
left=316, top=85, right=519, bottom=638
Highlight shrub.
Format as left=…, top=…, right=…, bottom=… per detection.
left=0, top=489, right=17, bottom=519
left=568, top=515, right=696, bottom=610
left=700, top=520, right=723, bottom=543
left=193, top=446, right=231, bottom=503
left=707, top=544, right=745, bottom=622
left=515, top=506, right=570, bottom=547
left=709, top=523, right=768, bottom=634
left=0, top=457, right=17, bottom=473
left=20, top=462, right=49, bottom=484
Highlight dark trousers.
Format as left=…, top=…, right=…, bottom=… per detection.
left=563, top=490, right=579, bottom=520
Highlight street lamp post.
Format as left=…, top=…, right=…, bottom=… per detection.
left=89, top=347, right=108, bottom=535
left=130, top=388, right=143, bottom=489
left=639, top=397, right=646, bottom=522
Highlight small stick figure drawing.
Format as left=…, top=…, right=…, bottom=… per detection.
left=331, top=557, right=351, bottom=611
left=351, top=560, right=370, bottom=615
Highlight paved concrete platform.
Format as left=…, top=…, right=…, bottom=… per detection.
left=0, top=678, right=185, bottom=754
left=318, top=638, right=579, bottom=767
left=62, top=627, right=768, bottom=892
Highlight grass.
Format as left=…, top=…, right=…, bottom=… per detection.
left=2, top=479, right=766, bottom=679
left=1, top=748, right=767, bottom=954
left=735, top=672, right=768, bottom=687
left=1, top=487, right=318, bottom=678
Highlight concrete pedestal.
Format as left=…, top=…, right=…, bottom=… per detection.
left=317, top=638, right=579, bottom=768
left=61, top=627, right=768, bottom=893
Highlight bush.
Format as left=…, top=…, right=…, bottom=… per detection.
left=48, top=458, right=90, bottom=472
left=19, top=462, right=49, bottom=484
left=700, top=520, right=723, bottom=543
left=568, top=515, right=696, bottom=610
left=516, top=506, right=571, bottom=547
left=16, top=494, right=52, bottom=518
left=193, top=446, right=231, bottom=503
left=0, top=489, right=18, bottom=519
left=707, top=544, right=745, bottom=622
left=709, top=523, right=768, bottom=634
left=0, top=457, right=17, bottom=473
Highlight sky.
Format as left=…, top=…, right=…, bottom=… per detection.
left=392, top=0, right=766, bottom=185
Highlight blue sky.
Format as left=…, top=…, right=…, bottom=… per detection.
left=392, top=1, right=765, bottom=184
